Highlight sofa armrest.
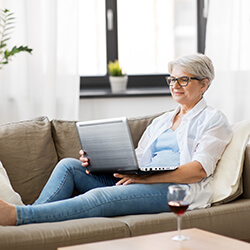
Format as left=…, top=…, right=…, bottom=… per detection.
left=242, top=144, right=250, bottom=199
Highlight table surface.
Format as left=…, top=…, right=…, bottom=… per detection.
left=58, top=228, right=250, bottom=250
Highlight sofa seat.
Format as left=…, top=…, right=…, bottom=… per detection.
left=116, top=199, right=250, bottom=242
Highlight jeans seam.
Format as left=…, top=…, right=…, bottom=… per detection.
left=67, top=192, right=168, bottom=217
left=20, top=192, right=167, bottom=224
left=45, top=171, right=70, bottom=203
left=15, top=206, right=22, bottom=225
left=30, top=192, right=167, bottom=222
left=45, top=167, right=90, bottom=203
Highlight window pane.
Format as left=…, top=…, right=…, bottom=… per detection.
left=117, top=0, right=197, bottom=75
left=78, top=0, right=106, bottom=76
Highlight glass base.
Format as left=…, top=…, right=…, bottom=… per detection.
left=171, top=234, right=190, bottom=242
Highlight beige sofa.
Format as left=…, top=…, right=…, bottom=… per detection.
left=0, top=115, right=249, bottom=250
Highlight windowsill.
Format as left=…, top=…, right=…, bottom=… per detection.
left=80, top=87, right=171, bottom=99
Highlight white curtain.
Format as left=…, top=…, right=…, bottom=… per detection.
left=205, top=0, right=250, bottom=124
left=0, top=0, right=79, bottom=123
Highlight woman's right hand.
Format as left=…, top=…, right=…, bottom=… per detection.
left=79, top=149, right=90, bottom=174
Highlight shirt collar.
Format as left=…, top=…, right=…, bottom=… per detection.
left=174, top=98, right=207, bottom=120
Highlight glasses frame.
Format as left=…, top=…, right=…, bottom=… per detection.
left=166, top=76, right=201, bottom=87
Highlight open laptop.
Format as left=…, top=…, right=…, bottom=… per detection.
left=76, top=117, right=178, bottom=174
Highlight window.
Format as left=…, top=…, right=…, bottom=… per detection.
left=79, top=0, right=207, bottom=91
left=78, top=0, right=106, bottom=76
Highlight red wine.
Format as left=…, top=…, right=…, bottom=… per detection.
left=168, top=201, right=189, bottom=216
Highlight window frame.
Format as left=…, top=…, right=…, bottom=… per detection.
left=80, top=0, right=207, bottom=91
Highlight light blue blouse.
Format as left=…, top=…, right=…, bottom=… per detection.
left=147, top=128, right=180, bottom=168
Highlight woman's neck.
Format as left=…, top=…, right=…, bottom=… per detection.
left=178, top=97, right=203, bottom=116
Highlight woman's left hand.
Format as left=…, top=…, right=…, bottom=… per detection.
left=114, top=173, right=152, bottom=185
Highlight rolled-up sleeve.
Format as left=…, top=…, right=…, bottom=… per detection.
left=192, top=112, right=233, bottom=177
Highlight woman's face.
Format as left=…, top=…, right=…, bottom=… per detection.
left=170, top=67, right=208, bottom=110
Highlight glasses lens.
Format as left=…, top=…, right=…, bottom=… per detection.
left=166, top=77, right=174, bottom=85
left=178, top=77, right=189, bottom=86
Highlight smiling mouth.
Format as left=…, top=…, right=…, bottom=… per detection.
left=173, top=91, right=184, bottom=95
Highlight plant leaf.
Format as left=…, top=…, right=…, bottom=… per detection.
left=0, top=8, right=33, bottom=68
left=1, top=38, right=10, bottom=43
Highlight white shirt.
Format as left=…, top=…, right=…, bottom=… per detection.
left=135, top=98, right=233, bottom=209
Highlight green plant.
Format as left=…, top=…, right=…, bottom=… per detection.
left=108, top=60, right=124, bottom=76
left=0, top=9, right=32, bottom=69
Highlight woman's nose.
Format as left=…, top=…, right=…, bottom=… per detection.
left=172, top=80, right=181, bottom=88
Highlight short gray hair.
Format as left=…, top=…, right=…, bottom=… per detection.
left=168, top=53, right=215, bottom=86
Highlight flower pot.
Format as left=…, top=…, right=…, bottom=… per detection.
left=109, top=75, right=128, bottom=93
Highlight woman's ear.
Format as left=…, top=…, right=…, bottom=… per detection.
left=201, top=78, right=209, bottom=94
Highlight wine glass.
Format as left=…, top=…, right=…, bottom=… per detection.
left=167, top=184, right=190, bottom=241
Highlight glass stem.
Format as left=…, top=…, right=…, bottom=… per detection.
left=177, top=215, right=181, bottom=238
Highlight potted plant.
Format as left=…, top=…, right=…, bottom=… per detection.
left=0, top=9, right=32, bottom=69
left=108, top=60, right=128, bottom=93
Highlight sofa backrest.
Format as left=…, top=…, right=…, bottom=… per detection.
left=51, top=113, right=164, bottom=160
left=0, top=117, right=58, bottom=205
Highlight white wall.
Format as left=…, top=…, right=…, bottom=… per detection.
left=79, top=96, right=177, bottom=121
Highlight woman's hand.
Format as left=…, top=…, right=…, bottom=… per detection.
left=114, top=173, right=153, bottom=185
left=79, top=149, right=90, bottom=174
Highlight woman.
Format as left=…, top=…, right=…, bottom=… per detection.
left=0, top=54, right=233, bottom=226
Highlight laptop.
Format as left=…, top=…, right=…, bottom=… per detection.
left=76, top=117, right=178, bottom=174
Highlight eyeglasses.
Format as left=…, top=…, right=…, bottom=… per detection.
left=166, top=76, right=201, bottom=87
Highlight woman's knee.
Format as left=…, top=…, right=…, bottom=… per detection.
left=55, top=158, right=82, bottom=173
left=58, top=158, right=81, bottom=167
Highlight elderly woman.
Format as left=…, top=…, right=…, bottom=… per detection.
left=0, top=54, right=232, bottom=226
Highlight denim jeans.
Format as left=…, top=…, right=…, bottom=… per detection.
left=15, top=158, right=173, bottom=225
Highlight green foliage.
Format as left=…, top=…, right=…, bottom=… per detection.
left=108, top=60, right=124, bottom=76
left=0, top=9, right=32, bottom=69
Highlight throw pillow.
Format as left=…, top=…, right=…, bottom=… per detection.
left=211, top=120, right=250, bottom=204
left=0, top=161, right=24, bottom=205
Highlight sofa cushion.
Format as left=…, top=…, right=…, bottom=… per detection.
left=116, top=199, right=250, bottom=241
left=51, top=120, right=81, bottom=160
left=0, top=217, right=130, bottom=250
left=211, top=120, right=250, bottom=204
left=0, top=117, right=58, bottom=204
left=0, top=161, right=24, bottom=205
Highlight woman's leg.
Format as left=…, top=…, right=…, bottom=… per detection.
left=34, top=158, right=118, bottom=204
left=16, top=182, right=173, bottom=225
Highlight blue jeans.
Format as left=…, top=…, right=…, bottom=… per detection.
left=15, top=158, right=173, bottom=225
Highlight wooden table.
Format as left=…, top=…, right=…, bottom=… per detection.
left=58, top=228, right=250, bottom=250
